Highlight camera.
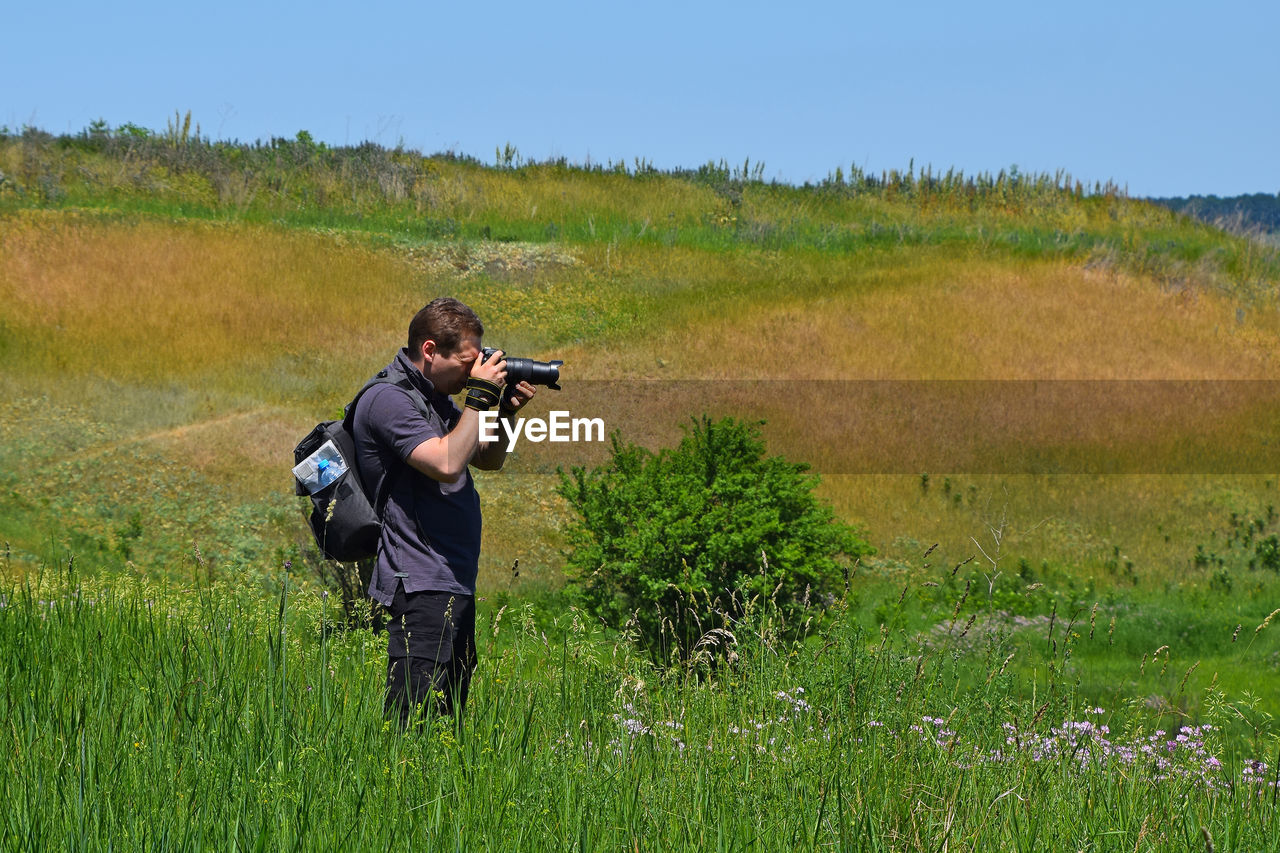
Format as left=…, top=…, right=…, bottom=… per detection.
left=482, top=347, right=563, bottom=391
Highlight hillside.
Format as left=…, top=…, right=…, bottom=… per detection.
left=6, top=122, right=1280, bottom=845
left=3, top=121, right=1280, bottom=596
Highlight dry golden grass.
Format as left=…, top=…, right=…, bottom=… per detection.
left=552, top=248, right=1280, bottom=380
left=0, top=211, right=422, bottom=394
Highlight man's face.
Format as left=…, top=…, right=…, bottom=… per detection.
left=424, top=337, right=481, bottom=396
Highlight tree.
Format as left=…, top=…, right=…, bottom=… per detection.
left=556, top=416, right=873, bottom=660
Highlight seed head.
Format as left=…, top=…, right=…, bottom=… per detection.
left=1177, top=661, right=1200, bottom=694
left=951, top=579, right=970, bottom=617
left=986, top=650, right=1016, bottom=684
left=1255, top=609, right=1280, bottom=635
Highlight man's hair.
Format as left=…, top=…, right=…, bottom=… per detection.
left=408, top=297, right=484, bottom=356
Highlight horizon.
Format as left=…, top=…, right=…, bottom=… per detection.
left=8, top=118, right=1274, bottom=203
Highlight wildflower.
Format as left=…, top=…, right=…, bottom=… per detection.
left=1242, top=759, right=1267, bottom=777
left=774, top=688, right=812, bottom=713
left=618, top=718, right=649, bottom=736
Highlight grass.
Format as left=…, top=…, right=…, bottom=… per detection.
left=2, top=566, right=1278, bottom=850
left=5, top=125, right=1278, bottom=297
left=3, top=149, right=1280, bottom=594
left=0, top=210, right=417, bottom=393
left=3, top=121, right=1280, bottom=845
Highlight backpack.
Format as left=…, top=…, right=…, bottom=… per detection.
left=293, top=370, right=429, bottom=562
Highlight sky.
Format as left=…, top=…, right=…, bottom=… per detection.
left=5, top=0, right=1277, bottom=198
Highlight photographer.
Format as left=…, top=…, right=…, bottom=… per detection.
left=351, top=297, right=536, bottom=723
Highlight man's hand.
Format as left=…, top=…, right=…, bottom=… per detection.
left=464, top=349, right=508, bottom=413
left=470, top=348, right=507, bottom=386
left=472, top=380, right=538, bottom=471
left=501, top=380, right=537, bottom=413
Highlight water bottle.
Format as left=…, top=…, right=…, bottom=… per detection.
left=293, top=439, right=348, bottom=494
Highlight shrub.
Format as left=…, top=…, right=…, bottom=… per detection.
left=556, top=416, right=873, bottom=660
left=1257, top=534, right=1280, bottom=572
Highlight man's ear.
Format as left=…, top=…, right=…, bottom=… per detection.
left=420, top=339, right=438, bottom=362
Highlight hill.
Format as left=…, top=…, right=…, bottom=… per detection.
left=3, top=119, right=1280, bottom=607
left=5, top=121, right=1280, bottom=844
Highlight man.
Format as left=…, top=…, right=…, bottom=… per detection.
left=351, top=297, right=536, bottom=723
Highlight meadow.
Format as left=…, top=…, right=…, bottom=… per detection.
left=5, top=564, right=1280, bottom=850
left=2, top=121, right=1280, bottom=848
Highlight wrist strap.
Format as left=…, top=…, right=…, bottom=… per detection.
left=464, top=377, right=502, bottom=411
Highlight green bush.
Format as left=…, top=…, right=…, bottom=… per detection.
left=556, top=416, right=873, bottom=660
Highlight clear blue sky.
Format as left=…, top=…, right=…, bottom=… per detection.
left=6, top=0, right=1277, bottom=198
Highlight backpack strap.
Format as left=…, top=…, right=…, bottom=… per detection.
left=343, top=369, right=435, bottom=518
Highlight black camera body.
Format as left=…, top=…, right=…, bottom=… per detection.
left=482, top=347, right=563, bottom=391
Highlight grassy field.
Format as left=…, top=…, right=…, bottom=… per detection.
left=3, top=567, right=1279, bottom=850
left=3, top=123, right=1280, bottom=846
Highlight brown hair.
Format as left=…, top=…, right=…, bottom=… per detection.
left=407, top=297, right=484, bottom=356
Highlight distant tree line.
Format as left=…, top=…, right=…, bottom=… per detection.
left=1151, top=193, right=1280, bottom=236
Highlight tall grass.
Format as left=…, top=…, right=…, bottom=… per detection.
left=3, top=564, right=1278, bottom=849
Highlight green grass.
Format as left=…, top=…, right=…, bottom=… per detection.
left=3, top=567, right=1279, bottom=850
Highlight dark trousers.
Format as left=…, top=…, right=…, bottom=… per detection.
left=384, top=585, right=476, bottom=724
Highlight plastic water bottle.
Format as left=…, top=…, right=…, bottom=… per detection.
left=317, top=458, right=338, bottom=489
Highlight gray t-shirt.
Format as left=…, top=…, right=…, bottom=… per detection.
left=352, top=350, right=481, bottom=604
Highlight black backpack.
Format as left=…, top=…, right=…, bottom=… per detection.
left=293, top=370, right=429, bottom=562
